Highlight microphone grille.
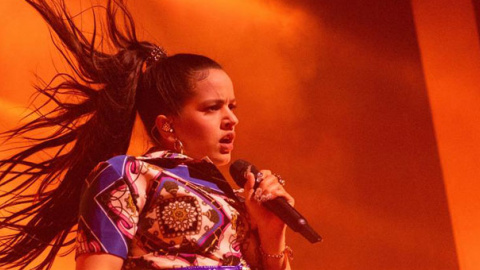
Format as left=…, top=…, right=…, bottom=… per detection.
left=229, top=159, right=251, bottom=187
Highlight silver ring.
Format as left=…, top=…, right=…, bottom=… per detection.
left=256, top=172, right=264, bottom=184
left=274, top=173, right=285, bottom=186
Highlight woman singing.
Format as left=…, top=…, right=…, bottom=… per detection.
left=0, top=0, right=293, bottom=269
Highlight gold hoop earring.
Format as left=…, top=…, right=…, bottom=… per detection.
left=174, top=138, right=184, bottom=154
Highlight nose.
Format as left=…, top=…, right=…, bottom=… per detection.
left=222, top=108, right=239, bottom=130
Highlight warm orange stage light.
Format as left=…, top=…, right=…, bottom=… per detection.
left=1, top=0, right=479, bottom=269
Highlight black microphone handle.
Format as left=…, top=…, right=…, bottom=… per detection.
left=229, top=159, right=322, bottom=243
left=264, top=197, right=322, bottom=243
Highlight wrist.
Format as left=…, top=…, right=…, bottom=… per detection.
left=258, top=244, right=293, bottom=270
left=257, top=225, right=287, bottom=253
left=259, top=245, right=294, bottom=262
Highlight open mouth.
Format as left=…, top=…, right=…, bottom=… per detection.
left=219, top=133, right=235, bottom=152
left=219, top=134, right=234, bottom=144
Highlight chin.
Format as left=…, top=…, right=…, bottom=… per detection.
left=211, top=153, right=231, bottom=167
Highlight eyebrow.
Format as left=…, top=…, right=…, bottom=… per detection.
left=200, top=98, right=237, bottom=105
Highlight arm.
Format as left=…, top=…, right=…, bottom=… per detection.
left=76, top=254, right=123, bottom=270
left=75, top=158, right=146, bottom=270
left=243, top=170, right=294, bottom=270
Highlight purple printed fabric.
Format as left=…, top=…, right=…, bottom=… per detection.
left=76, top=151, right=253, bottom=269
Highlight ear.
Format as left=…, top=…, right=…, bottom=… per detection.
left=155, top=115, right=176, bottom=144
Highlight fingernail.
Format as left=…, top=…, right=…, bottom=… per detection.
left=254, top=188, right=263, bottom=202
left=260, top=193, right=272, bottom=202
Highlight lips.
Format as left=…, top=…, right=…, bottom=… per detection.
left=219, top=133, right=235, bottom=153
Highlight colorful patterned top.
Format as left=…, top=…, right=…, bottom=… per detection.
left=76, top=150, right=258, bottom=269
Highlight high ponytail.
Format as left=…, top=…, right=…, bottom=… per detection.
left=0, top=0, right=152, bottom=269
left=0, top=0, right=226, bottom=269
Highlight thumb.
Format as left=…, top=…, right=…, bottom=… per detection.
left=244, top=170, right=255, bottom=198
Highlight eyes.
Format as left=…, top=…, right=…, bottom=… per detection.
left=206, top=103, right=237, bottom=112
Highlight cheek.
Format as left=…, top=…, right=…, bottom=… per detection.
left=188, top=123, right=210, bottom=140
left=178, top=116, right=215, bottom=143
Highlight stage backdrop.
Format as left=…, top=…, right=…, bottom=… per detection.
left=1, top=0, right=479, bottom=269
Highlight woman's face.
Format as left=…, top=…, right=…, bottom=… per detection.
left=171, top=68, right=238, bottom=166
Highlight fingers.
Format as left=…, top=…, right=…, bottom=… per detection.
left=244, top=169, right=271, bottom=197
left=243, top=169, right=295, bottom=230
left=252, top=170, right=294, bottom=206
left=244, top=170, right=255, bottom=191
left=254, top=188, right=272, bottom=202
left=254, top=185, right=295, bottom=206
left=257, top=170, right=283, bottom=194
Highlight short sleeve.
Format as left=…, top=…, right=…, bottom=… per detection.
left=75, top=155, right=145, bottom=260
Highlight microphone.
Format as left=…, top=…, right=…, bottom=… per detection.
left=229, top=159, right=322, bottom=243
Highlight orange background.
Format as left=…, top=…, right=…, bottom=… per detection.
left=1, top=0, right=479, bottom=269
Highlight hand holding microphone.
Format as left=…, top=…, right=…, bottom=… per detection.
left=251, top=170, right=289, bottom=204
left=230, top=159, right=322, bottom=243
left=243, top=166, right=296, bottom=235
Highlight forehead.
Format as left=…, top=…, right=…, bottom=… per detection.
left=191, top=68, right=235, bottom=101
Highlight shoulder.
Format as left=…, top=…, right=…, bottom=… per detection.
left=81, top=153, right=158, bottom=201
left=84, top=155, right=132, bottom=188
left=79, top=153, right=150, bottom=215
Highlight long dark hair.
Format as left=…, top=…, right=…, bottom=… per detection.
left=0, top=0, right=221, bottom=269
